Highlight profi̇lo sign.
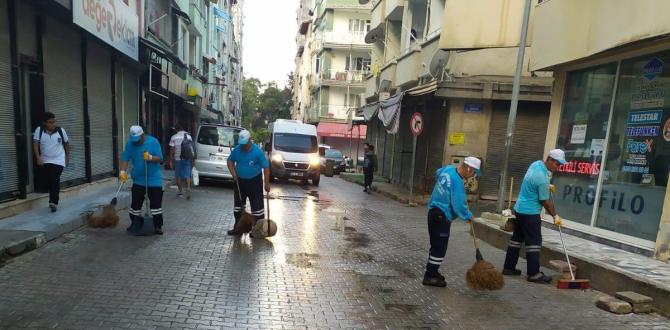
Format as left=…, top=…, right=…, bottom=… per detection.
left=74, top=0, right=139, bottom=61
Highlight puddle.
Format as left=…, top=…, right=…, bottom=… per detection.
left=344, top=232, right=371, bottom=248
left=339, top=248, right=374, bottom=262
left=384, top=304, right=418, bottom=313
left=285, top=253, right=320, bottom=268
left=344, top=226, right=356, bottom=232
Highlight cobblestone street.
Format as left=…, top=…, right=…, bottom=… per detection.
left=0, top=177, right=669, bottom=329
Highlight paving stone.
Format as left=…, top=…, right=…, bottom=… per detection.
left=616, top=291, right=654, bottom=314
left=597, top=296, right=633, bottom=314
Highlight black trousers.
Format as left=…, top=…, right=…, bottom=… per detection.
left=425, top=207, right=452, bottom=276
left=129, top=184, right=164, bottom=228
left=363, top=168, right=373, bottom=187
left=233, top=174, right=265, bottom=225
left=503, top=212, right=543, bottom=276
left=43, top=163, right=64, bottom=205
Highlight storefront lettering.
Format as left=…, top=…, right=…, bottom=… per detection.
left=562, top=186, right=644, bottom=215
left=626, top=139, right=653, bottom=153
left=626, top=125, right=660, bottom=137
left=557, top=160, right=600, bottom=176
left=81, top=0, right=136, bottom=48
left=627, top=110, right=663, bottom=125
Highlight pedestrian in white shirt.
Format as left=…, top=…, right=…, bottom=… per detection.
left=168, top=125, right=196, bottom=199
left=33, top=112, right=70, bottom=212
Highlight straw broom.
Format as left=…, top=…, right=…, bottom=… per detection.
left=466, top=221, right=504, bottom=290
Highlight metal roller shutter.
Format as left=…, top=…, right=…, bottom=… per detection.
left=43, top=17, right=86, bottom=183
left=0, top=0, right=19, bottom=200
left=123, top=69, right=139, bottom=136
left=87, top=39, right=113, bottom=177
left=480, top=101, right=551, bottom=200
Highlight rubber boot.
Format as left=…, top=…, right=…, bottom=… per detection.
left=127, top=215, right=144, bottom=235
left=126, top=215, right=140, bottom=232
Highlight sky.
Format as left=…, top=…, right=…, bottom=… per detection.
left=242, top=0, right=299, bottom=88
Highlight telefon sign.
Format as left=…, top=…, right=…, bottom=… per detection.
left=73, top=0, right=139, bottom=61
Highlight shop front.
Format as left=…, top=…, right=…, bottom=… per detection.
left=548, top=47, right=670, bottom=255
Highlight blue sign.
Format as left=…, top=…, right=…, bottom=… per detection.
left=626, top=125, right=660, bottom=137
left=627, top=110, right=663, bottom=125
left=643, top=57, right=663, bottom=81
left=464, top=103, right=483, bottom=113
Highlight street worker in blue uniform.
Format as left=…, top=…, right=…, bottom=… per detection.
left=423, top=157, right=481, bottom=287
left=226, top=130, right=270, bottom=235
left=119, top=125, right=165, bottom=235
left=502, top=149, right=567, bottom=283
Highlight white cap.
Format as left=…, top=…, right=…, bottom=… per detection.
left=464, top=156, right=481, bottom=175
left=549, top=149, right=567, bottom=165
left=129, top=125, right=144, bottom=142
left=238, top=129, right=251, bottom=145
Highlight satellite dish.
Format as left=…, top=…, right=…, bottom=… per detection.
left=378, top=79, right=391, bottom=93
left=359, top=0, right=369, bottom=4
left=429, top=49, right=450, bottom=80
left=365, top=26, right=385, bottom=44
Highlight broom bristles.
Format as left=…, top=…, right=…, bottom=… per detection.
left=88, top=205, right=120, bottom=228
left=231, top=211, right=255, bottom=234
left=466, top=260, right=505, bottom=290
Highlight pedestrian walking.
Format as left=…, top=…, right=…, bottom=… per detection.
left=502, top=149, right=567, bottom=284
left=423, top=157, right=481, bottom=287
left=226, top=130, right=270, bottom=236
left=33, top=112, right=70, bottom=213
left=363, top=143, right=377, bottom=193
left=168, top=125, right=196, bottom=199
left=119, top=126, right=165, bottom=235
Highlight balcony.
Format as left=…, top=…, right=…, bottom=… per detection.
left=315, top=0, right=373, bottom=18
left=371, top=0, right=385, bottom=30
left=314, top=32, right=369, bottom=51
left=314, top=105, right=355, bottom=121
left=396, top=48, right=421, bottom=87
left=384, top=0, right=403, bottom=21
left=312, top=69, right=369, bottom=88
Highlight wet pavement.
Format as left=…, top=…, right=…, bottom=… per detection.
left=0, top=177, right=669, bottom=329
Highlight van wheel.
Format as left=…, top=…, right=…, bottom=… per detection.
left=312, top=176, right=320, bottom=187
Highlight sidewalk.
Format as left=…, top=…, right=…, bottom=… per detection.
left=339, top=175, right=670, bottom=316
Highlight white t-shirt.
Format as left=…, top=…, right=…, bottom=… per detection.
left=33, top=127, right=69, bottom=167
left=169, top=131, right=193, bottom=160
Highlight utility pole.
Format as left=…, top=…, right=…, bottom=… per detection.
left=496, top=0, right=532, bottom=212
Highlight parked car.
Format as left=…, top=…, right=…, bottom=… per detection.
left=193, top=123, right=243, bottom=180
left=320, top=148, right=346, bottom=175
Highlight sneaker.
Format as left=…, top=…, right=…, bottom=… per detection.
left=363, top=188, right=368, bottom=192
left=528, top=272, right=552, bottom=284
left=227, top=229, right=241, bottom=236
left=422, top=275, right=447, bottom=287
left=154, top=228, right=163, bottom=235
left=502, top=268, right=522, bottom=276
left=49, top=203, right=57, bottom=212
left=177, top=193, right=184, bottom=198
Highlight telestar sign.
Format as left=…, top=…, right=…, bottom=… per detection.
left=73, top=0, right=139, bottom=61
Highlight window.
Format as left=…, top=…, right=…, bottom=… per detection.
left=197, top=126, right=240, bottom=147
left=348, top=19, right=369, bottom=34
left=273, top=133, right=318, bottom=153
left=189, top=34, right=198, bottom=67
left=345, top=57, right=371, bottom=72
left=315, top=56, right=321, bottom=74
left=179, top=25, right=188, bottom=61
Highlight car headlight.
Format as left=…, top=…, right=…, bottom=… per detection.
left=271, top=153, right=283, bottom=163
left=309, top=155, right=320, bottom=166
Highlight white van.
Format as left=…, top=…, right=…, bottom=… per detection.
left=194, top=123, right=243, bottom=180
left=265, top=119, right=320, bottom=186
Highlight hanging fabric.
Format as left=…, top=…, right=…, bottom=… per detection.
left=377, top=93, right=404, bottom=134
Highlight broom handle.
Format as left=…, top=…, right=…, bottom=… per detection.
left=558, top=226, right=575, bottom=281
left=266, top=191, right=270, bottom=233
left=144, top=158, right=149, bottom=214
left=507, top=177, right=514, bottom=210
left=470, top=221, right=480, bottom=250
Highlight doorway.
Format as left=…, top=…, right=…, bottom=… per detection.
left=19, top=62, right=45, bottom=194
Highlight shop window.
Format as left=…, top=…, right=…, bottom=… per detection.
left=595, top=52, right=670, bottom=241
left=555, top=64, right=618, bottom=225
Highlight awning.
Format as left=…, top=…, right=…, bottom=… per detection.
left=406, top=79, right=438, bottom=96
left=317, top=122, right=367, bottom=139
left=140, top=37, right=187, bottom=69
left=378, top=93, right=404, bottom=134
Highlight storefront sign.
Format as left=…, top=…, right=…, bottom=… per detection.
left=627, top=110, right=663, bottom=125
left=73, top=0, right=139, bottom=61
left=570, top=124, right=587, bottom=144
left=557, top=160, right=601, bottom=176
left=590, top=139, right=605, bottom=157
left=449, top=133, right=465, bottom=145
left=464, top=103, right=484, bottom=113
left=626, top=125, right=660, bottom=137
left=643, top=57, right=664, bottom=81
left=664, top=118, right=670, bottom=142
left=626, top=139, right=654, bottom=154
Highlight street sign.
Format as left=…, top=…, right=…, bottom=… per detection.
left=410, top=112, right=424, bottom=136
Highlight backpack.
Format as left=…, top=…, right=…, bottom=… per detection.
left=180, top=132, right=195, bottom=160
left=38, top=126, right=66, bottom=151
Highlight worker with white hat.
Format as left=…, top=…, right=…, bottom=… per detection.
left=423, top=156, right=481, bottom=287
left=502, top=149, right=567, bottom=284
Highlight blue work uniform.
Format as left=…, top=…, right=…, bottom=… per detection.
left=425, top=165, right=473, bottom=277
left=228, top=144, right=270, bottom=222
left=504, top=160, right=551, bottom=277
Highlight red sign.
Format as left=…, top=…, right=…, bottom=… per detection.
left=557, top=160, right=601, bottom=176
left=410, top=112, right=424, bottom=136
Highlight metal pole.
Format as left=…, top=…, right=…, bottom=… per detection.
left=408, top=134, right=417, bottom=206
left=496, top=0, right=532, bottom=212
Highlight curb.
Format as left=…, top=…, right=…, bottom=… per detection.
left=0, top=232, right=46, bottom=264
left=474, top=215, right=670, bottom=317
left=339, top=174, right=429, bottom=206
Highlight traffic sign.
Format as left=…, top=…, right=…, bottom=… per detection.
left=410, top=112, right=424, bottom=136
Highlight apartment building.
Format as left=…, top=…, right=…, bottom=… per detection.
left=294, top=0, right=370, bottom=158
left=360, top=0, right=553, bottom=197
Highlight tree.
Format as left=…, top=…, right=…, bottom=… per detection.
left=241, top=77, right=261, bottom=129
left=241, top=75, right=295, bottom=142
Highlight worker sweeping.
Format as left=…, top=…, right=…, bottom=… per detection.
left=423, top=157, right=481, bottom=288
left=226, top=130, right=270, bottom=236
left=502, top=149, right=567, bottom=284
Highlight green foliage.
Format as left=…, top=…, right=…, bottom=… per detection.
left=241, top=73, right=295, bottom=142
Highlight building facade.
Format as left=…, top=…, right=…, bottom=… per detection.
left=530, top=0, right=670, bottom=261
left=293, top=0, right=370, bottom=159
left=360, top=0, right=552, bottom=195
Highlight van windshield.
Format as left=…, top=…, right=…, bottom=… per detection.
left=274, top=133, right=317, bottom=153
left=197, top=126, right=240, bottom=147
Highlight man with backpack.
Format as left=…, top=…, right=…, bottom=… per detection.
left=169, top=125, right=196, bottom=199
left=33, top=112, right=70, bottom=212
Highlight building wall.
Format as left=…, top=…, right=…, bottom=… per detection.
left=443, top=99, right=493, bottom=164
